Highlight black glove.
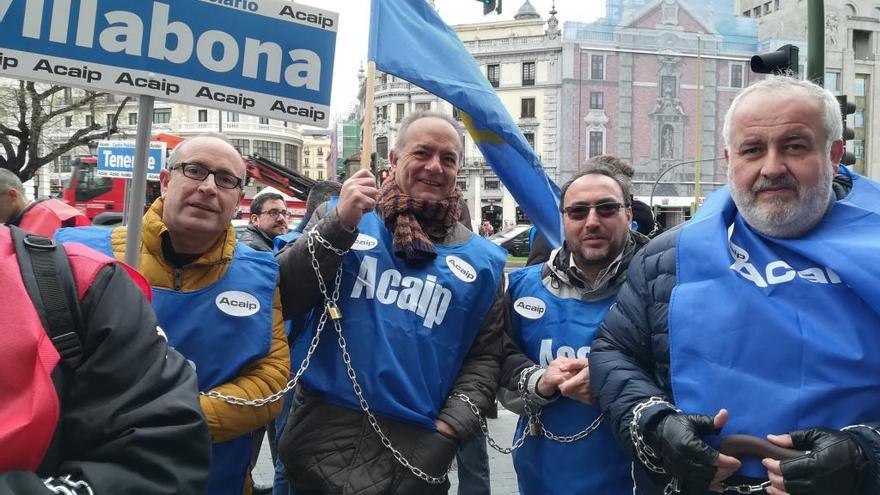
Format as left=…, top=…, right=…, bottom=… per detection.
left=780, top=428, right=869, bottom=494
left=647, top=412, right=721, bottom=492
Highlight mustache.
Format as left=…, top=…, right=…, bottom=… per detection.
left=751, top=174, right=799, bottom=193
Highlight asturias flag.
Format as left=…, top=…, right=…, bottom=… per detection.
left=368, top=0, right=562, bottom=246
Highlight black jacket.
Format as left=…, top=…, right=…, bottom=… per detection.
left=239, top=223, right=275, bottom=252
left=590, top=176, right=880, bottom=494
left=0, top=263, right=211, bottom=494
left=276, top=204, right=504, bottom=494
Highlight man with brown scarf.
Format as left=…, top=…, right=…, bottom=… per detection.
left=276, top=112, right=507, bottom=495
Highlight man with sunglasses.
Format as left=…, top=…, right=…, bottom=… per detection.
left=591, top=76, right=880, bottom=495
left=241, top=192, right=290, bottom=252
left=499, top=158, right=649, bottom=494
left=56, top=135, right=290, bottom=495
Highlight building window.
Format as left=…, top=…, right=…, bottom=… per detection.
left=774, top=0, right=780, bottom=10
left=763, top=2, right=771, bottom=14
left=661, top=124, right=674, bottom=159
left=318, top=170, right=324, bottom=180
left=588, top=131, right=604, bottom=157
left=105, top=93, right=115, bottom=103
left=197, top=109, right=208, bottom=122
left=376, top=136, right=388, bottom=162
left=105, top=114, right=114, bottom=128
left=457, top=180, right=467, bottom=191
left=484, top=178, right=500, bottom=189
left=127, top=112, right=137, bottom=125
left=523, top=132, right=535, bottom=149
left=230, top=139, right=250, bottom=155
left=824, top=72, right=840, bottom=91
left=590, top=55, right=604, bottom=80
left=415, top=102, right=431, bottom=112
left=743, top=10, right=750, bottom=17
left=661, top=76, right=676, bottom=98
left=259, top=117, right=270, bottom=125
left=284, top=144, right=299, bottom=170
left=589, top=92, right=604, bottom=110
left=305, top=157, right=310, bottom=166
left=730, top=63, right=744, bottom=88
left=522, top=61, right=535, bottom=86
left=226, top=112, right=239, bottom=122
left=65, top=116, right=73, bottom=127
left=521, top=98, right=536, bottom=118
left=85, top=115, right=94, bottom=127
left=396, top=103, right=405, bottom=123
left=153, top=109, right=171, bottom=124
left=63, top=87, right=72, bottom=102
left=853, top=30, right=872, bottom=59
left=487, top=64, right=500, bottom=88
left=855, top=109, right=864, bottom=128
left=58, top=155, right=71, bottom=173
left=753, top=6, right=761, bottom=17
left=855, top=77, right=866, bottom=97
left=854, top=140, right=864, bottom=158
left=253, top=140, right=281, bottom=162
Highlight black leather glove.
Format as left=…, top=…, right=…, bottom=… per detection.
left=647, top=412, right=721, bottom=492
left=780, top=428, right=869, bottom=494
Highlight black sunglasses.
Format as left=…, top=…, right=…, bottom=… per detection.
left=562, top=202, right=628, bottom=221
left=170, top=162, right=244, bottom=190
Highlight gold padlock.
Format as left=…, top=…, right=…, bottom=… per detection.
left=529, top=421, right=541, bottom=436
left=327, top=303, right=343, bottom=321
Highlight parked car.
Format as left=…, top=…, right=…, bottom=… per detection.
left=489, top=224, right=532, bottom=257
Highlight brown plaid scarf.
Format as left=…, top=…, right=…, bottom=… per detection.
left=377, top=176, right=462, bottom=264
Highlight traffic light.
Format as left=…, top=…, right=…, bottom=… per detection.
left=837, top=95, right=857, bottom=166
left=750, top=44, right=799, bottom=76
left=477, top=0, right=501, bottom=15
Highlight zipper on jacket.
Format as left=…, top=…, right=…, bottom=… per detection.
left=174, top=267, right=182, bottom=291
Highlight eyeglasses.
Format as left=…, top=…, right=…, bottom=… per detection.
left=260, top=209, right=291, bottom=218
left=169, top=162, right=244, bottom=190
left=562, top=202, right=628, bottom=221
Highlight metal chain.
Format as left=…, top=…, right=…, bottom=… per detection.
left=200, top=230, right=344, bottom=407
left=721, top=481, right=772, bottom=494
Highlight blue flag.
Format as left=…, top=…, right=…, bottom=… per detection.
left=368, top=0, right=561, bottom=247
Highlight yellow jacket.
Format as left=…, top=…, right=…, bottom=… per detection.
left=110, top=198, right=290, bottom=444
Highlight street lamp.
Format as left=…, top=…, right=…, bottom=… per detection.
left=648, top=157, right=724, bottom=211
left=87, top=140, right=98, bottom=156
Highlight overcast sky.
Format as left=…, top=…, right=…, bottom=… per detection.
left=295, top=0, right=605, bottom=121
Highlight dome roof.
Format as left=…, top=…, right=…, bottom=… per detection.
left=514, top=0, right=541, bottom=20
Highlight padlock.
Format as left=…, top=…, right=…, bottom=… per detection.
left=327, top=303, right=342, bottom=320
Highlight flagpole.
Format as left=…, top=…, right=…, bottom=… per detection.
left=361, top=61, right=376, bottom=171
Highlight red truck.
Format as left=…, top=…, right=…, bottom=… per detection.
left=63, top=153, right=315, bottom=225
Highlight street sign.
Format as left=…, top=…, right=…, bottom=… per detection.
left=96, top=140, right=166, bottom=180
left=0, top=0, right=337, bottom=127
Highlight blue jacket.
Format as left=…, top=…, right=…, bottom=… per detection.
left=590, top=176, right=880, bottom=495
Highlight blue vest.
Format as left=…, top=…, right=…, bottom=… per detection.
left=297, top=210, right=505, bottom=430
left=507, top=264, right=632, bottom=495
left=670, top=169, right=880, bottom=478
left=56, top=226, right=278, bottom=495
left=273, top=230, right=302, bottom=253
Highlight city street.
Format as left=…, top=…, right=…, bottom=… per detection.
left=253, top=406, right=522, bottom=494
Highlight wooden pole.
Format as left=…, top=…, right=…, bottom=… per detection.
left=361, top=61, right=376, bottom=171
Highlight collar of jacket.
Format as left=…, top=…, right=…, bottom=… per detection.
left=542, top=230, right=649, bottom=302
left=142, top=197, right=236, bottom=268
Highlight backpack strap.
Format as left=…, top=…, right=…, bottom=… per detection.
left=10, top=226, right=84, bottom=369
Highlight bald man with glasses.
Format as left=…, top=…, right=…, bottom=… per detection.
left=499, top=156, right=649, bottom=495
left=56, top=135, right=290, bottom=495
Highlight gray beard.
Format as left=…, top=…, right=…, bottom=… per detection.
left=730, top=168, right=834, bottom=238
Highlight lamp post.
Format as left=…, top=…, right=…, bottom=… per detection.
left=648, top=157, right=723, bottom=211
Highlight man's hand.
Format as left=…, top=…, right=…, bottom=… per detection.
left=436, top=419, right=458, bottom=440
left=763, top=429, right=869, bottom=495
left=649, top=409, right=741, bottom=493
left=536, top=357, right=582, bottom=398
left=336, top=169, right=379, bottom=230
left=556, top=358, right=594, bottom=404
